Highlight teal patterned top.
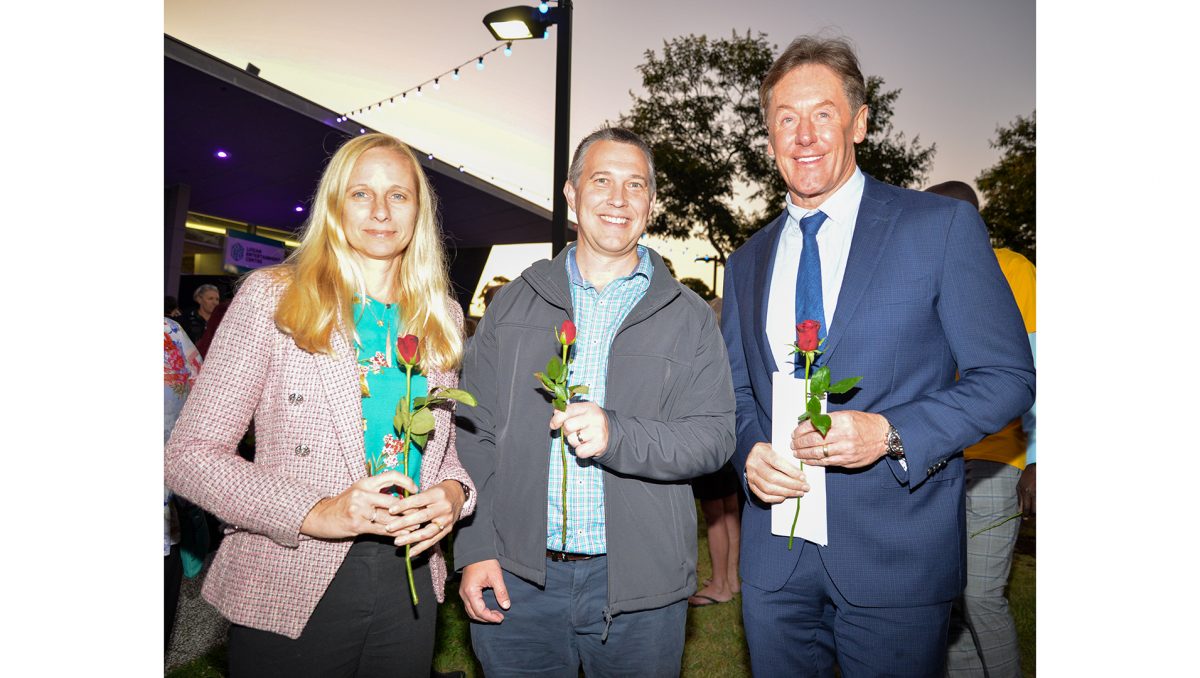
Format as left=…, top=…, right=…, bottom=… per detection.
left=354, top=296, right=427, bottom=481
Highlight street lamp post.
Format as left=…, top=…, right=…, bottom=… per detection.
left=483, top=1, right=573, bottom=255
left=694, top=255, right=720, bottom=294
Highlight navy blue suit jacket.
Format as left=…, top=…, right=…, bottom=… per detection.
left=722, top=174, right=1035, bottom=607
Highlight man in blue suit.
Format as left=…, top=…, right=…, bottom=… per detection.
left=722, top=36, right=1035, bottom=677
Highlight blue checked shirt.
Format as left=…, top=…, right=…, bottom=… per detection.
left=546, top=245, right=653, bottom=553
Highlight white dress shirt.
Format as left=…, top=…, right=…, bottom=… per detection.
left=765, top=168, right=865, bottom=375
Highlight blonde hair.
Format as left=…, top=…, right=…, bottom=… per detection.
left=272, top=133, right=463, bottom=370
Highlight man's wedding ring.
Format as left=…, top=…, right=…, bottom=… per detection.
left=822, top=444, right=829, bottom=458
left=369, top=509, right=378, bottom=523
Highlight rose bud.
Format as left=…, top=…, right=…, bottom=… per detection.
left=397, top=334, right=421, bottom=367
left=557, top=320, right=577, bottom=346
left=795, top=319, right=821, bottom=352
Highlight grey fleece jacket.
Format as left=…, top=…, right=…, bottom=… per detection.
left=453, top=247, right=735, bottom=618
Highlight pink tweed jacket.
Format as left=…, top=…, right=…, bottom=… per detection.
left=165, top=270, right=476, bottom=639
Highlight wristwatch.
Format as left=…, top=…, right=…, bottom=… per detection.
left=884, top=424, right=906, bottom=460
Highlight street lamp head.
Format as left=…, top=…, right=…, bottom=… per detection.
left=483, top=5, right=556, bottom=41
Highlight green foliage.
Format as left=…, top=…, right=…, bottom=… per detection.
left=679, top=277, right=715, bottom=300
left=977, top=112, right=1036, bottom=263
left=621, top=33, right=937, bottom=259
left=619, top=30, right=779, bottom=263
left=857, top=76, right=937, bottom=188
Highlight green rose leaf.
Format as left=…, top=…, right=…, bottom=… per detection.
left=394, top=409, right=411, bottom=433
left=553, top=395, right=568, bottom=411
left=438, top=388, right=477, bottom=406
left=569, top=385, right=589, bottom=396
left=547, top=356, right=564, bottom=382
left=812, top=413, right=832, bottom=437
left=827, top=376, right=862, bottom=394
left=412, top=396, right=428, bottom=410
left=410, top=408, right=436, bottom=436
left=410, top=431, right=429, bottom=449
left=806, top=395, right=823, bottom=418
left=809, top=366, right=831, bottom=395
left=796, top=411, right=812, bottom=424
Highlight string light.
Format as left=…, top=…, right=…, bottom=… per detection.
left=339, top=42, right=521, bottom=121
left=539, top=2, right=548, bottom=12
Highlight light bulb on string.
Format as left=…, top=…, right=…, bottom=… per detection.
left=504, top=42, right=512, bottom=56
left=433, top=78, right=440, bottom=90
left=416, top=86, right=422, bottom=96
left=452, top=68, right=460, bottom=80
left=476, top=57, right=484, bottom=71
left=539, top=2, right=548, bottom=13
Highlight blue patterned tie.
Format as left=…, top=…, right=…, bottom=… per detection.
left=795, top=210, right=828, bottom=373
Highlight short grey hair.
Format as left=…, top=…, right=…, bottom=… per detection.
left=192, top=284, right=219, bottom=302
left=567, top=126, right=656, bottom=197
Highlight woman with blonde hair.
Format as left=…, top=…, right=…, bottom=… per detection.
left=166, top=132, right=475, bottom=677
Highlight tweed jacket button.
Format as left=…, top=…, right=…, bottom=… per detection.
left=289, top=393, right=304, bottom=404
left=295, top=444, right=310, bottom=456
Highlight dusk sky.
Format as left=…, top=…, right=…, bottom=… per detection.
left=165, top=0, right=1034, bottom=300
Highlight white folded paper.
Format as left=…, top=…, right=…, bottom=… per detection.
left=770, top=372, right=828, bottom=546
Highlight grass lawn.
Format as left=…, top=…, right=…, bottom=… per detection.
left=167, top=509, right=1035, bottom=677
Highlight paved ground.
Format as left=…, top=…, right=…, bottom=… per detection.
left=165, top=558, right=227, bottom=672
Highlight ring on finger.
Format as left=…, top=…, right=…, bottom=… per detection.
left=822, top=444, right=829, bottom=458
left=432, top=518, right=445, bottom=531
left=369, top=509, right=378, bottom=523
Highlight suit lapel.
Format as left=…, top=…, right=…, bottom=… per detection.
left=752, top=211, right=789, bottom=378
left=316, top=323, right=369, bottom=482
left=822, top=177, right=898, bottom=364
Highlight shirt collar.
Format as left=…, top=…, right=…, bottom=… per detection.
left=784, top=167, right=865, bottom=228
left=566, top=244, right=652, bottom=289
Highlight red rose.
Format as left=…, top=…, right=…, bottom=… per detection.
left=558, top=320, right=577, bottom=346
left=397, top=334, right=420, bottom=366
left=795, top=320, right=821, bottom=352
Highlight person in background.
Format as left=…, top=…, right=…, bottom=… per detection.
left=723, top=36, right=1035, bottom=676
left=688, top=296, right=742, bottom=608
left=926, top=180, right=1036, bottom=678
left=194, top=300, right=230, bottom=359
left=455, top=127, right=735, bottom=677
left=183, top=283, right=221, bottom=343
left=166, top=132, right=476, bottom=677
left=166, top=295, right=183, bottom=319
left=164, top=317, right=202, bottom=649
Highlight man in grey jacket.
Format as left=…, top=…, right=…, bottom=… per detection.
left=455, top=127, right=736, bottom=677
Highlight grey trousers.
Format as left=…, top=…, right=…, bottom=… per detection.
left=946, top=460, right=1022, bottom=678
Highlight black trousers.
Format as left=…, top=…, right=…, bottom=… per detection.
left=165, top=544, right=183, bottom=650
left=228, top=536, right=437, bottom=678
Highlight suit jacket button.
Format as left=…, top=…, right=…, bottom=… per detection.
left=295, top=444, right=310, bottom=456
